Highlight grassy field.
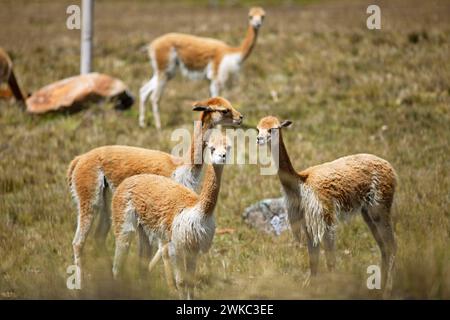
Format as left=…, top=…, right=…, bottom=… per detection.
left=0, top=0, right=449, bottom=299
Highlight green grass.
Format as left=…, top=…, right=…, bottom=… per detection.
left=0, top=0, right=449, bottom=299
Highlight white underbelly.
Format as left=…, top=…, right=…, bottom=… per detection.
left=178, top=59, right=213, bottom=81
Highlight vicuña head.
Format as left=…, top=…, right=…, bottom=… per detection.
left=256, top=115, right=292, bottom=145
left=192, top=96, right=243, bottom=127
left=248, top=7, right=266, bottom=29
left=204, top=131, right=232, bottom=165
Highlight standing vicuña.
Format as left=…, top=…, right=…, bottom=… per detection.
left=67, top=97, right=242, bottom=286
left=256, top=116, right=397, bottom=295
left=139, top=7, right=265, bottom=128
left=111, top=133, right=231, bottom=299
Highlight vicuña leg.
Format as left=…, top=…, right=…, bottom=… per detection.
left=112, top=229, right=134, bottom=279
left=162, top=243, right=176, bottom=291
left=323, top=228, right=337, bottom=271
left=137, top=225, right=153, bottom=276
left=139, top=75, right=157, bottom=128
left=362, top=205, right=397, bottom=296
left=184, top=253, right=198, bottom=300
left=370, top=205, right=396, bottom=297
left=172, top=249, right=197, bottom=299
left=209, top=79, right=221, bottom=97
left=71, top=170, right=104, bottom=286
left=302, top=224, right=320, bottom=286
left=72, top=206, right=94, bottom=280
left=305, top=224, right=320, bottom=280
left=288, top=210, right=303, bottom=243
left=94, top=187, right=111, bottom=250
left=150, top=73, right=167, bottom=130
left=172, top=250, right=185, bottom=299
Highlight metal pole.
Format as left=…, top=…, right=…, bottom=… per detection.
left=80, top=0, right=94, bottom=74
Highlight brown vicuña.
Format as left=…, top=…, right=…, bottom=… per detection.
left=67, top=97, right=242, bottom=287
left=257, top=116, right=397, bottom=297
left=111, top=133, right=232, bottom=299
left=139, top=7, right=265, bottom=128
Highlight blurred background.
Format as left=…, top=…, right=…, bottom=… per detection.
left=0, top=0, right=449, bottom=299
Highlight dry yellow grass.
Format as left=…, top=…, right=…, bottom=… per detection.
left=0, top=0, right=449, bottom=299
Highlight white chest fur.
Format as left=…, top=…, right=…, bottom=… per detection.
left=171, top=205, right=216, bottom=254
left=218, top=53, right=242, bottom=83
left=282, top=183, right=327, bottom=246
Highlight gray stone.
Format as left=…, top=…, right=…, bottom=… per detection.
left=242, top=197, right=290, bottom=236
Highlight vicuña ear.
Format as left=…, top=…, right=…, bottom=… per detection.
left=192, top=105, right=214, bottom=112
left=280, top=120, right=293, bottom=128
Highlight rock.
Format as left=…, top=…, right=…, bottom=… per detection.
left=26, top=72, right=134, bottom=114
left=242, top=197, right=290, bottom=236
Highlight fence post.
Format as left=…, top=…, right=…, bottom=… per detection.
left=80, top=0, right=94, bottom=74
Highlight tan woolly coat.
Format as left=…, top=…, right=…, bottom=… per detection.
left=257, top=116, right=397, bottom=241
left=112, top=163, right=222, bottom=252
left=70, top=145, right=181, bottom=192
left=298, top=154, right=397, bottom=223
left=112, top=173, right=198, bottom=237
left=148, top=7, right=265, bottom=78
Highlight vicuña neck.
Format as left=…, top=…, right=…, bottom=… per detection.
left=271, top=130, right=299, bottom=187
left=8, top=71, right=26, bottom=102
left=238, top=25, right=258, bottom=61
left=188, top=113, right=214, bottom=168
left=199, top=164, right=223, bottom=216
